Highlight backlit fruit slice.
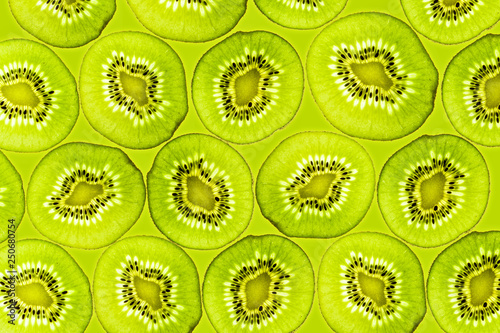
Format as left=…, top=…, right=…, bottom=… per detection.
left=203, top=235, right=314, bottom=332
left=27, top=142, right=145, bottom=249
left=443, top=34, right=500, bottom=146
left=0, top=239, right=92, bottom=332
left=428, top=231, right=500, bottom=333
left=307, top=12, right=438, bottom=140
left=318, top=232, right=426, bottom=333
left=147, top=134, right=253, bottom=249
left=256, top=131, right=375, bottom=238
left=94, top=236, right=202, bottom=333
left=0, top=150, right=24, bottom=243
left=192, top=30, right=304, bottom=144
left=80, top=31, right=187, bottom=149
left=378, top=134, right=489, bottom=248
left=0, top=39, right=78, bottom=152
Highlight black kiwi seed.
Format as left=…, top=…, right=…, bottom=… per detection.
left=428, top=0, right=478, bottom=25
left=38, top=0, right=91, bottom=20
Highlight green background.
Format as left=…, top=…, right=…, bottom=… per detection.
left=1, top=0, right=500, bottom=332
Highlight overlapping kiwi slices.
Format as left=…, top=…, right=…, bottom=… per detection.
left=443, top=34, right=500, bottom=146
left=27, top=142, right=145, bottom=249
left=0, top=239, right=92, bottom=332
left=0, top=150, right=24, bottom=243
left=148, top=133, right=253, bottom=249
left=94, top=236, right=201, bottom=333
left=0, top=39, right=78, bottom=152
left=307, top=12, right=438, bottom=140
left=428, top=231, right=500, bottom=332
left=203, top=234, right=314, bottom=332
left=192, top=30, right=304, bottom=144
left=126, top=0, right=246, bottom=42
left=9, top=0, right=115, bottom=48
left=256, top=131, right=375, bottom=238
left=401, top=0, right=500, bottom=44
left=318, top=232, right=426, bottom=332
left=80, top=31, right=187, bottom=149
left=378, top=134, right=489, bottom=248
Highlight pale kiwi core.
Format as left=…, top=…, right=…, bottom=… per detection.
left=120, top=71, right=148, bottom=106
left=245, top=272, right=272, bottom=310
left=442, top=0, right=459, bottom=6
left=419, top=172, right=446, bottom=210
left=16, top=282, right=53, bottom=307
left=235, top=68, right=261, bottom=106
left=65, top=182, right=104, bottom=206
left=469, top=268, right=495, bottom=306
left=350, top=62, right=393, bottom=91
left=133, top=276, right=162, bottom=311
left=187, top=176, right=215, bottom=211
left=1, top=82, right=40, bottom=108
left=358, top=272, right=387, bottom=307
left=299, top=173, right=336, bottom=199
left=485, top=75, right=500, bottom=109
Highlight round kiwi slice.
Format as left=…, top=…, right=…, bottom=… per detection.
left=0, top=150, right=24, bottom=243
left=443, top=34, right=500, bottom=146
left=307, top=12, right=438, bottom=140
left=203, top=234, right=314, bottom=332
left=80, top=31, right=187, bottom=149
left=126, top=0, right=246, bottom=42
left=256, top=131, right=375, bottom=238
left=318, top=232, right=426, bottom=332
left=192, top=30, right=304, bottom=144
left=401, top=0, right=500, bottom=45
left=94, top=236, right=201, bottom=333
left=0, top=39, right=79, bottom=152
left=9, top=0, right=115, bottom=48
left=428, top=231, right=500, bottom=332
left=148, top=133, right=253, bottom=249
left=378, top=134, right=489, bottom=248
left=0, top=239, right=92, bottom=332
left=27, top=142, right=145, bottom=249
left=255, top=0, right=348, bottom=29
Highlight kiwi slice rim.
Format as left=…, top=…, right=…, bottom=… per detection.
left=0, top=149, right=24, bottom=244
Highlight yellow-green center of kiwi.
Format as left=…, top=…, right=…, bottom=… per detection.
left=133, top=276, right=162, bottom=311
left=1, top=82, right=39, bottom=107
left=299, top=174, right=336, bottom=199
left=469, top=269, right=495, bottom=306
left=358, top=272, right=387, bottom=307
left=441, top=0, right=458, bottom=6
left=65, top=0, right=77, bottom=5
left=419, top=172, right=446, bottom=210
left=187, top=176, right=215, bottom=211
left=245, top=273, right=271, bottom=310
left=65, top=182, right=104, bottom=206
left=16, top=282, right=53, bottom=307
left=235, top=68, right=260, bottom=106
left=485, top=74, right=500, bottom=109
left=120, top=72, right=148, bottom=106
left=350, top=62, right=393, bottom=91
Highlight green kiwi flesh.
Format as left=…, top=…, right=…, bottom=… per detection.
left=0, top=39, right=79, bottom=152
left=0, top=239, right=92, bottom=332
left=80, top=31, right=188, bottom=149
left=0, top=150, right=24, bottom=243
left=94, top=236, right=201, bottom=333
left=203, top=234, right=314, bottom=332
left=27, top=142, right=146, bottom=249
left=318, top=232, right=426, bottom=332
left=307, top=12, right=438, bottom=140
left=192, top=30, right=304, bottom=144
left=147, top=133, right=253, bottom=249
left=256, top=131, right=375, bottom=238
left=378, top=134, right=489, bottom=248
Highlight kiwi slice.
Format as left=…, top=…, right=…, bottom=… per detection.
left=378, top=134, right=489, bottom=248
left=401, top=0, right=500, bottom=45
left=443, top=34, right=500, bottom=146
left=0, top=150, right=24, bottom=243
left=0, top=39, right=79, bottom=152
left=126, top=0, right=246, bottom=42
left=192, top=30, right=304, bottom=144
left=318, top=232, right=426, bottom=332
left=27, top=142, right=145, bottom=249
left=80, top=31, right=187, bottom=149
left=94, top=236, right=201, bottom=332
left=307, top=12, right=438, bottom=140
left=256, top=131, right=375, bottom=238
left=0, top=239, right=92, bottom=332
left=9, top=0, right=115, bottom=48
left=203, top=234, right=314, bottom=332
left=255, top=0, right=347, bottom=29
left=148, top=133, right=253, bottom=249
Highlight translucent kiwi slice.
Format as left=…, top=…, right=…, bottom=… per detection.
left=443, top=34, right=500, bottom=146
left=0, top=239, right=92, bottom=332
left=80, top=31, right=187, bottom=149
left=9, top=0, right=115, bottom=48
left=307, top=12, right=438, bottom=140
left=256, top=131, right=375, bottom=238
left=318, top=232, right=426, bottom=332
left=27, top=142, right=146, bottom=249
left=203, top=234, right=314, bottom=332
left=428, top=231, right=500, bottom=332
left=378, top=134, right=489, bottom=248
left=0, top=39, right=78, bottom=152
left=401, top=0, right=500, bottom=44
left=94, top=236, right=201, bottom=333
left=192, top=30, right=304, bottom=144
left=126, top=0, right=246, bottom=42
left=147, top=133, right=253, bottom=249
left=0, top=150, right=24, bottom=243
